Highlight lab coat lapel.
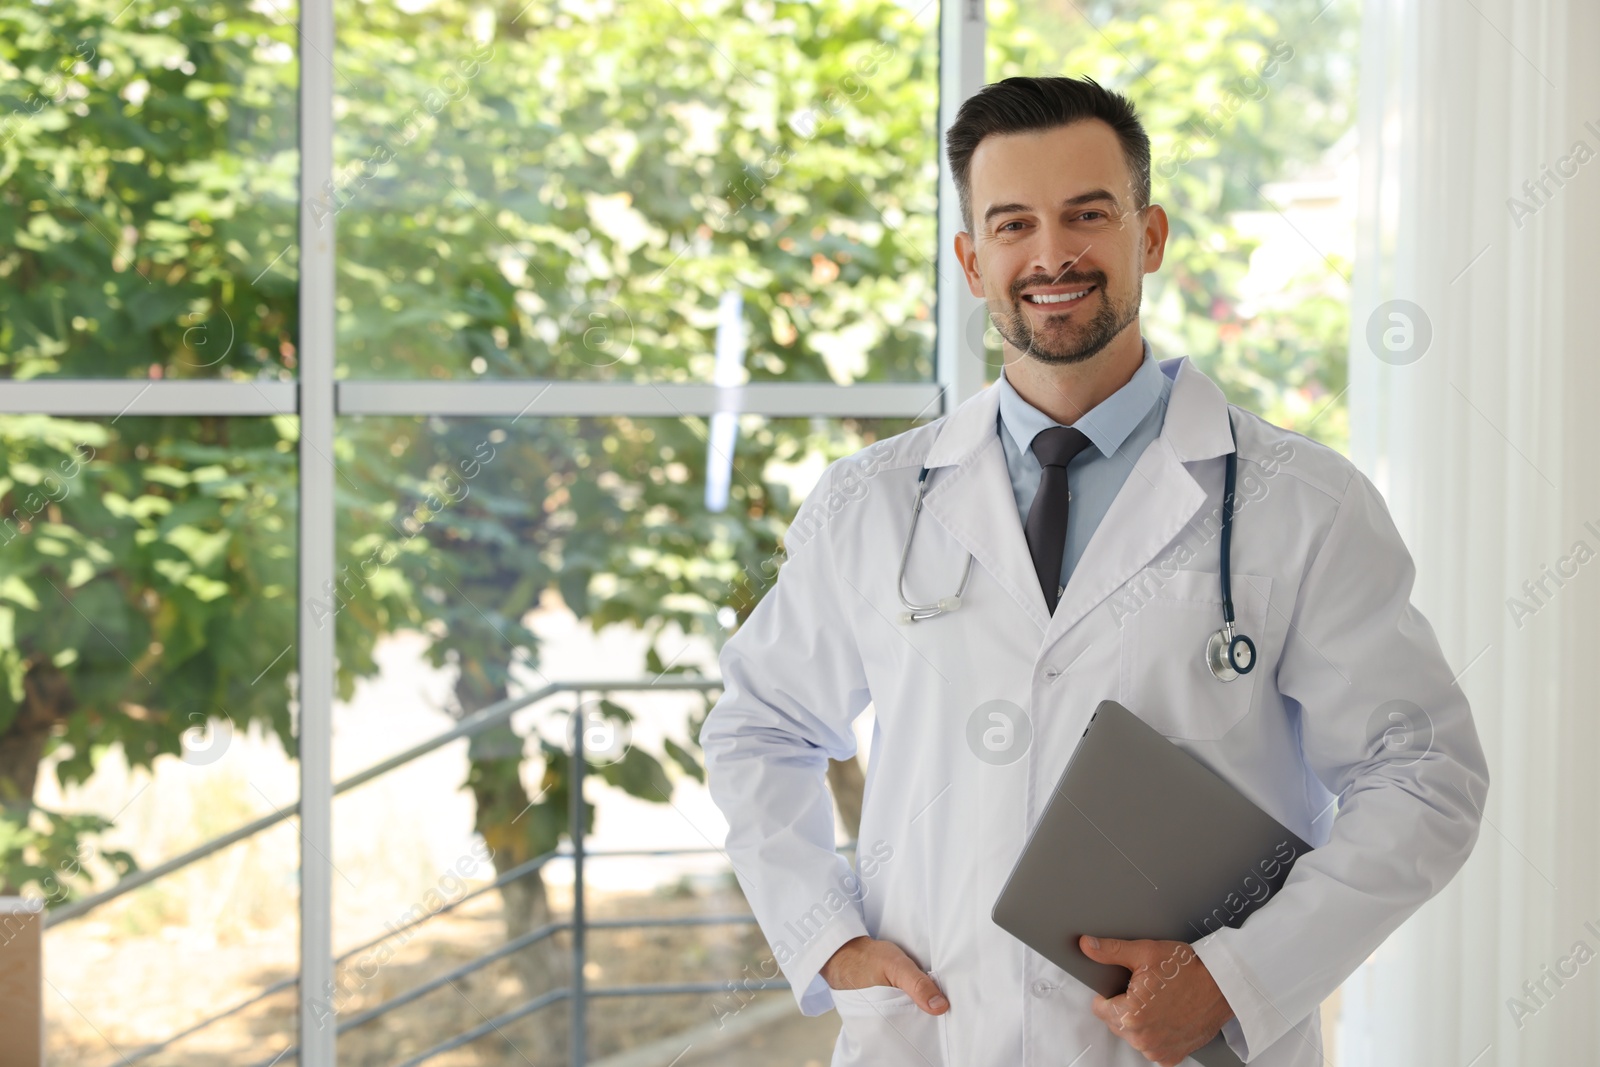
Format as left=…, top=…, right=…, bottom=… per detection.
left=921, top=435, right=1053, bottom=630
left=919, top=382, right=1053, bottom=631
left=1045, top=356, right=1237, bottom=646
left=1042, top=434, right=1203, bottom=643
left=915, top=356, right=1236, bottom=643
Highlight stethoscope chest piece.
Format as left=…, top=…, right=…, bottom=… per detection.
left=1205, top=622, right=1256, bottom=682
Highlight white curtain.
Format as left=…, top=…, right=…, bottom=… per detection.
left=1340, top=0, right=1600, bottom=1063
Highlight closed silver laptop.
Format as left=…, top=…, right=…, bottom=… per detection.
left=991, top=700, right=1314, bottom=1067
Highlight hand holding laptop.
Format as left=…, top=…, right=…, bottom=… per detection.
left=1078, top=934, right=1237, bottom=1067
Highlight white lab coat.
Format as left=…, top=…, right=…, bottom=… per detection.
left=699, top=356, right=1489, bottom=1066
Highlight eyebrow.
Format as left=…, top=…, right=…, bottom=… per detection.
left=982, top=189, right=1123, bottom=227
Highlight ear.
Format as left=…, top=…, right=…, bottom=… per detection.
left=955, top=230, right=985, bottom=299
left=1140, top=204, right=1170, bottom=275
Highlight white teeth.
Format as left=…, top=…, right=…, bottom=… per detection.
left=1025, top=288, right=1092, bottom=305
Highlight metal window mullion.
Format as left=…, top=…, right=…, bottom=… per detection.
left=0, top=380, right=938, bottom=419
left=0, top=380, right=295, bottom=416
left=936, top=0, right=987, bottom=407
left=298, top=0, right=337, bottom=1062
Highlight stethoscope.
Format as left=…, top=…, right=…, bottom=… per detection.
left=896, top=466, right=975, bottom=623
left=895, top=413, right=1257, bottom=683
left=1204, top=412, right=1257, bottom=681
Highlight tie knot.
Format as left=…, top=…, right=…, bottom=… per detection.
left=1032, top=425, right=1094, bottom=469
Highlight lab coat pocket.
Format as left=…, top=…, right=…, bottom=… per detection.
left=1118, top=567, right=1273, bottom=741
left=830, top=983, right=946, bottom=1067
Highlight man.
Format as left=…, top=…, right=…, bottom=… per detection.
left=700, top=76, right=1488, bottom=1066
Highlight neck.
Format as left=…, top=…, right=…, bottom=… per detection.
left=1001, top=321, right=1145, bottom=426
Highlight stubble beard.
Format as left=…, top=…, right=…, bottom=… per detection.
left=992, top=274, right=1142, bottom=367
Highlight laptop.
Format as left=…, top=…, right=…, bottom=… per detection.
left=991, top=700, right=1313, bottom=1067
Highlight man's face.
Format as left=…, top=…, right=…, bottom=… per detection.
left=956, top=119, right=1167, bottom=366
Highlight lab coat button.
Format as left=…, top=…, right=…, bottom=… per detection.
left=1043, top=667, right=1060, bottom=680
left=1031, top=979, right=1054, bottom=998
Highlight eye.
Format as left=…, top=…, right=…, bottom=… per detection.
left=996, top=220, right=1026, bottom=233
left=1076, top=210, right=1107, bottom=222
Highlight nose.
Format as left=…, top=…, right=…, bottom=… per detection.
left=1028, top=220, right=1094, bottom=282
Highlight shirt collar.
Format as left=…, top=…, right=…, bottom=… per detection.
left=995, top=336, right=1167, bottom=461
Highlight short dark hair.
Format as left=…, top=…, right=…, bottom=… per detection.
left=945, top=76, right=1151, bottom=235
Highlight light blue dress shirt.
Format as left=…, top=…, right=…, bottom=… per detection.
left=995, top=337, right=1172, bottom=598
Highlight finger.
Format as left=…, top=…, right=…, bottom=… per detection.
left=885, top=953, right=949, bottom=1014
left=1075, top=934, right=1152, bottom=966
left=1099, top=990, right=1140, bottom=1029
left=905, top=971, right=950, bottom=1014
left=1091, top=992, right=1138, bottom=1032
left=1081, top=940, right=1120, bottom=966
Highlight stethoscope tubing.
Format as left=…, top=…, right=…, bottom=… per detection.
left=897, top=467, right=975, bottom=620
left=895, top=411, right=1255, bottom=682
left=1220, top=411, right=1239, bottom=626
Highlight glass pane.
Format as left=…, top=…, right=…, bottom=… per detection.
left=334, top=0, right=938, bottom=383
left=329, top=413, right=922, bottom=1063
left=0, top=1, right=300, bottom=381
left=0, top=415, right=301, bottom=1060
left=985, top=0, right=1359, bottom=453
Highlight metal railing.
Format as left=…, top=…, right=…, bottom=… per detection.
left=52, top=677, right=829, bottom=1067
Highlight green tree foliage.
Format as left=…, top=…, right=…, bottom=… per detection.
left=0, top=0, right=299, bottom=379
left=331, top=0, right=938, bottom=384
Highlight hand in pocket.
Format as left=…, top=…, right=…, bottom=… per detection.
left=821, top=935, right=949, bottom=1015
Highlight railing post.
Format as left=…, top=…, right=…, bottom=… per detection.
left=570, top=695, right=587, bottom=1067
left=0, top=897, right=42, bottom=1067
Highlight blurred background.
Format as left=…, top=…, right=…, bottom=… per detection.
left=3, top=0, right=1594, bottom=1064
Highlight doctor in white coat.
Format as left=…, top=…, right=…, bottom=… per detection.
left=699, top=75, right=1488, bottom=1066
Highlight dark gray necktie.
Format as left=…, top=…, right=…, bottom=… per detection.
left=1024, top=426, right=1094, bottom=614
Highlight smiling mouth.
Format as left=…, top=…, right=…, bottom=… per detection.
left=1022, top=285, right=1096, bottom=307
